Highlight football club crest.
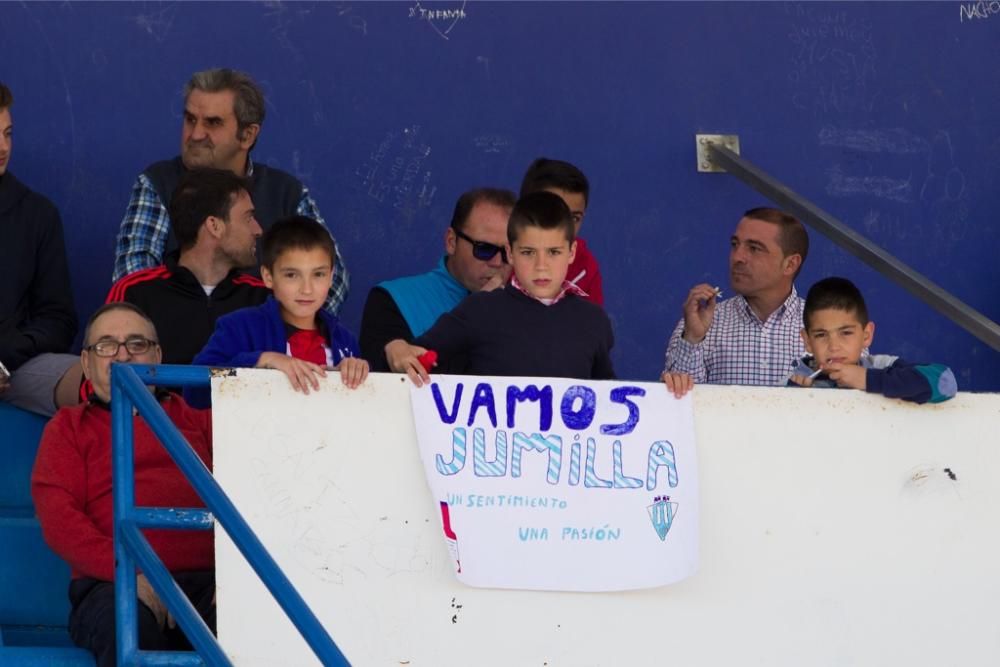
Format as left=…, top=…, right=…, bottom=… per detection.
left=647, top=495, right=678, bottom=541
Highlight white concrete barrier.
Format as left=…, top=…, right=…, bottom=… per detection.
left=212, top=370, right=1000, bottom=666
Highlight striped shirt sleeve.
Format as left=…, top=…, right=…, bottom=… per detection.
left=298, top=188, right=350, bottom=315
left=112, top=174, right=170, bottom=282
left=664, top=318, right=709, bottom=382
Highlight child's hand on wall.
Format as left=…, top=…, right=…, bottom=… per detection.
left=824, top=362, right=867, bottom=391
left=788, top=373, right=814, bottom=387
left=258, top=351, right=326, bottom=394
left=385, top=339, right=432, bottom=387
left=336, top=357, right=369, bottom=389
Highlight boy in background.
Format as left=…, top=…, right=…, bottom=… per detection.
left=192, top=216, right=367, bottom=404
left=789, top=277, right=956, bottom=404
left=519, top=158, right=604, bottom=306
left=386, top=191, right=614, bottom=384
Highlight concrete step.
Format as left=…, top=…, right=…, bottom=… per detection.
left=0, top=646, right=95, bottom=666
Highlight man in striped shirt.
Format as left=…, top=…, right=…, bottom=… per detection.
left=663, top=207, right=809, bottom=386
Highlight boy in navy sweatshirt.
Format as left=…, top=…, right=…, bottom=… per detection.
left=788, top=276, right=956, bottom=403
left=386, top=191, right=614, bottom=385
left=192, top=216, right=367, bottom=404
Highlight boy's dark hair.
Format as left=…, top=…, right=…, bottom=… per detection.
left=803, top=276, right=869, bottom=329
left=0, top=82, right=13, bottom=110
left=507, top=191, right=575, bottom=245
left=449, top=187, right=517, bottom=232
left=169, top=169, right=251, bottom=250
left=261, top=216, right=336, bottom=269
left=83, top=302, right=158, bottom=347
left=744, top=207, right=809, bottom=278
left=519, top=158, right=590, bottom=206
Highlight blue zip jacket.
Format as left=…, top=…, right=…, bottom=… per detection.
left=187, top=297, right=360, bottom=407
left=788, top=353, right=957, bottom=404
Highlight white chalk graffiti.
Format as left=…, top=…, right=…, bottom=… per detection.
left=785, top=3, right=880, bottom=115
left=825, top=165, right=913, bottom=203
left=818, top=126, right=928, bottom=155
left=959, top=1, right=1000, bottom=22
left=131, top=2, right=178, bottom=43
left=473, top=134, right=511, bottom=154
left=355, top=125, right=437, bottom=217
left=408, top=1, right=468, bottom=40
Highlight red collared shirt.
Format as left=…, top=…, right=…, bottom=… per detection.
left=510, top=275, right=589, bottom=306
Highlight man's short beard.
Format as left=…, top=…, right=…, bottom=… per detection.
left=215, top=246, right=255, bottom=271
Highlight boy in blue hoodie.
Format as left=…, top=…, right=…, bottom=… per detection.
left=788, top=276, right=956, bottom=404
left=193, top=216, right=367, bottom=403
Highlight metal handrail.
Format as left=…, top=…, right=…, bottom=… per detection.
left=111, top=363, right=351, bottom=666
left=705, top=143, right=1000, bottom=352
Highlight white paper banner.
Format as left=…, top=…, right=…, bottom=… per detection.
left=409, top=375, right=699, bottom=591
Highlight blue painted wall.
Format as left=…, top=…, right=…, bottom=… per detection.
left=3, top=1, right=999, bottom=388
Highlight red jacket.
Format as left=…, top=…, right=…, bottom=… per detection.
left=567, top=237, right=604, bottom=306
left=31, top=394, right=214, bottom=581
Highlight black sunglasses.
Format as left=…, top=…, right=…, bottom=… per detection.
left=454, top=228, right=508, bottom=263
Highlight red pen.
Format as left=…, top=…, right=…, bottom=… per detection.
left=417, top=349, right=438, bottom=373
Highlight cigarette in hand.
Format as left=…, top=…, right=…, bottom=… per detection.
left=807, top=360, right=830, bottom=380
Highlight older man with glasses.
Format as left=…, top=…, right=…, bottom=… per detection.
left=32, top=302, right=216, bottom=667
left=360, top=187, right=516, bottom=372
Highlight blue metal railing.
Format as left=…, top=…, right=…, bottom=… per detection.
left=110, top=363, right=350, bottom=666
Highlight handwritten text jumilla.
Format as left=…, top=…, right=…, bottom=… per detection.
left=431, top=382, right=679, bottom=491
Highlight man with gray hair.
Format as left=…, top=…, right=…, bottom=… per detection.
left=112, top=68, right=349, bottom=314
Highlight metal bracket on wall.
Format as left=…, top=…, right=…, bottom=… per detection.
left=696, top=134, right=740, bottom=172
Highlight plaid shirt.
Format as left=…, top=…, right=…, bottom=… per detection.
left=112, top=161, right=350, bottom=315
left=663, top=288, right=806, bottom=386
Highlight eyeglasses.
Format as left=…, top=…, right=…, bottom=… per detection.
left=85, top=337, right=158, bottom=358
left=454, top=228, right=508, bottom=263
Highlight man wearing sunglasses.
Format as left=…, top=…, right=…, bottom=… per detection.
left=360, top=187, right=516, bottom=372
